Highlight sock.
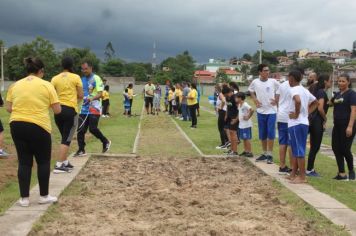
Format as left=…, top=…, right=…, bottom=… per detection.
left=56, top=162, right=63, bottom=168
left=0, top=149, right=3, bottom=152
left=263, top=151, right=268, bottom=156
left=63, top=160, right=69, bottom=165
left=266, top=151, right=272, bottom=156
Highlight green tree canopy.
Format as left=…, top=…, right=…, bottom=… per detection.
left=62, top=47, right=100, bottom=75
left=160, top=51, right=196, bottom=83
left=102, top=59, right=124, bottom=76
left=300, top=59, right=333, bottom=75
left=242, top=53, right=252, bottom=61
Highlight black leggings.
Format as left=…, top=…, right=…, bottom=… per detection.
left=128, top=99, right=133, bottom=115
left=332, top=122, right=356, bottom=173
left=218, top=110, right=228, bottom=145
left=55, top=105, right=77, bottom=146
left=102, top=99, right=110, bottom=115
left=77, top=114, right=108, bottom=151
left=189, top=104, right=198, bottom=126
left=307, top=116, right=324, bottom=171
left=10, top=122, right=51, bottom=198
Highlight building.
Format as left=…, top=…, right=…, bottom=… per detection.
left=194, top=70, right=216, bottom=84
left=220, top=69, right=243, bottom=82
left=204, top=58, right=241, bottom=73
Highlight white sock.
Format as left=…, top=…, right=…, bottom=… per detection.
left=56, top=162, right=63, bottom=168
left=63, top=160, right=69, bottom=165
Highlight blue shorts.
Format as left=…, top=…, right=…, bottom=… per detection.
left=288, top=124, right=309, bottom=158
left=257, top=113, right=276, bottom=140
left=278, top=122, right=289, bottom=145
left=239, top=127, right=252, bottom=140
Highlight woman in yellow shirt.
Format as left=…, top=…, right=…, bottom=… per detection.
left=102, top=85, right=110, bottom=117
left=6, top=57, right=61, bottom=207
left=187, top=83, right=198, bottom=128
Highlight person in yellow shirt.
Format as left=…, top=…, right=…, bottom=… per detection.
left=6, top=57, right=61, bottom=207
left=127, top=83, right=134, bottom=115
left=102, top=85, right=110, bottom=117
left=175, top=83, right=183, bottom=118
left=187, top=83, right=198, bottom=129
left=168, top=86, right=174, bottom=115
left=51, top=57, right=83, bottom=174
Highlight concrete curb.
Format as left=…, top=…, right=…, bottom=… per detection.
left=0, top=154, right=90, bottom=236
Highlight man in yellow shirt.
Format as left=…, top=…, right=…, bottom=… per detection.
left=51, top=57, right=83, bottom=173
left=187, top=83, right=198, bottom=129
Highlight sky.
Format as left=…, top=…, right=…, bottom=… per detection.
left=1, top=0, right=356, bottom=63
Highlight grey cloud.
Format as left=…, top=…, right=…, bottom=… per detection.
left=0, top=0, right=356, bottom=62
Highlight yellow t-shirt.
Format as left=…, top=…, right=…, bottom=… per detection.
left=187, top=89, right=198, bottom=106
left=51, top=72, right=82, bottom=112
left=168, top=90, right=174, bottom=101
left=102, top=90, right=110, bottom=100
left=127, top=88, right=133, bottom=99
left=175, top=88, right=183, bottom=103
left=7, top=76, right=59, bottom=133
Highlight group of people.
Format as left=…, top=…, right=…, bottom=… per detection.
left=5, top=56, right=111, bottom=207
left=142, top=80, right=201, bottom=129
left=214, top=64, right=356, bottom=183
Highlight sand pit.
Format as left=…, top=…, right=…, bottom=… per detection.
left=31, top=156, right=325, bottom=235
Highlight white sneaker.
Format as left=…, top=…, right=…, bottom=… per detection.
left=38, top=195, right=58, bottom=204
left=179, top=117, right=184, bottom=121
left=19, top=197, right=30, bottom=207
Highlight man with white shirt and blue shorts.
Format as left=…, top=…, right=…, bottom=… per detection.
left=249, top=64, right=279, bottom=164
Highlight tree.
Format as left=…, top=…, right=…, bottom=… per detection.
left=104, top=41, right=115, bottom=61
left=300, top=59, right=333, bottom=75
left=160, top=51, right=196, bottom=83
left=62, top=47, right=101, bottom=74
left=215, top=71, right=230, bottom=83
left=4, top=37, right=59, bottom=81
left=102, top=59, right=124, bottom=76
left=240, top=65, right=250, bottom=80
left=242, top=53, right=252, bottom=61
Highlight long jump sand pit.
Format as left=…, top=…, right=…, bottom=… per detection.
left=31, top=156, right=330, bottom=235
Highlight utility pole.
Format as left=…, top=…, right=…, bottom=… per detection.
left=257, top=25, right=264, bottom=64
left=152, top=41, right=157, bottom=71
left=0, top=46, right=4, bottom=92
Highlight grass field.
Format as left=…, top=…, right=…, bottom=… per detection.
left=178, top=95, right=356, bottom=211
left=0, top=92, right=143, bottom=215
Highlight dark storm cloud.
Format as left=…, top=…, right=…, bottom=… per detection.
left=1, top=0, right=356, bottom=62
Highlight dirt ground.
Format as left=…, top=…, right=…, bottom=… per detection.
left=31, top=156, right=324, bottom=236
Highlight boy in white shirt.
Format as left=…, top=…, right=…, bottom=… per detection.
left=287, top=70, right=318, bottom=184
left=236, top=92, right=254, bottom=157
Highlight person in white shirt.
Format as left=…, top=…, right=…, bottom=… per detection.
left=248, top=64, right=279, bottom=164
left=236, top=92, right=254, bottom=157
left=276, top=80, right=293, bottom=174
left=287, top=70, right=318, bottom=184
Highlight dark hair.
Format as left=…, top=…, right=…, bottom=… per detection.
left=104, top=85, right=110, bottom=91
left=236, top=92, right=246, bottom=100
left=288, top=70, right=302, bottom=82
left=81, top=60, right=93, bottom=67
left=222, top=86, right=232, bottom=95
left=315, top=74, right=330, bottom=92
left=61, top=57, right=74, bottom=72
left=258, top=63, right=268, bottom=72
left=171, top=86, right=175, bottom=92
left=229, top=82, right=239, bottom=92
left=191, top=83, right=197, bottom=90
left=339, top=73, right=352, bottom=88
left=128, top=83, right=133, bottom=88
left=24, top=57, right=44, bottom=74
left=125, top=88, right=128, bottom=93
left=291, top=66, right=305, bottom=75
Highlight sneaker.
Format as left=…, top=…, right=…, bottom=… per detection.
left=306, top=170, right=320, bottom=177
left=53, top=163, right=72, bottom=174
left=19, top=197, right=30, bottom=207
left=333, top=174, right=348, bottom=181
left=190, top=125, right=197, bottom=129
left=65, top=162, right=74, bottom=169
left=225, top=150, right=233, bottom=155
left=103, top=140, right=111, bottom=153
left=0, top=150, right=9, bottom=158
left=349, top=171, right=355, bottom=181
left=244, top=152, right=254, bottom=158
left=73, top=150, right=86, bottom=157
left=225, top=142, right=231, bottom=148
left=239, top=151, right=248, bottom=157
left=255, top=154, right=267, bottom=162
left=179, top=117, right=184, bottom=121
left=38, top=195, right=58, bottom=204
left=216, top=144, right=225, bottom=149
left=266, top=156, right=273, bottom=164
left=279, top=166, right=292, bottom=175
left=227, top=151, right=239, bottom=157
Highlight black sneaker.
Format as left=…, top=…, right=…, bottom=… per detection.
left=53, top=163, right=71, bottom=174
left=349, top=171, right=355, bottom=181
left=239, top=151, right=248, bottom=157
left=244, top=152, right=254, bottom=158
left=103, top=140, right=112, bottom=153
left=225, top=142, right=231, bottom=148
left=266, top=155, right=273, bottom=164
left=225, top=150, right=233, bottom=155
left=65, top=162, right=74, bottom=169
left=227, top=151, right=238, bottom=157
left=73, top=150, right=86, bottom=157
left=255, top=154, right=267, bottom=162
left=333, top=174, right=348, bottom=181
left=279, top=166, right=291, bottom=175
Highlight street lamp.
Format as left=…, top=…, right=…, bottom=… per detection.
left=257, top=25, right=264, bottom=64
left=0, top=46, right=6, bottom=92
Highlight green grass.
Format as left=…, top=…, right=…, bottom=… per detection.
left=0, top=92, right=143, bottom=215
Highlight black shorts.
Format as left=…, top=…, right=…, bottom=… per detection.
left=145, top=97, right=153, bottom=107
left=227, top=117, right=238, bottom=131
left=0, top=119, right=3, bottom=133
left=54, top=105, right=78, bottom=146
left=196, top=102, right=200, bottom=109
